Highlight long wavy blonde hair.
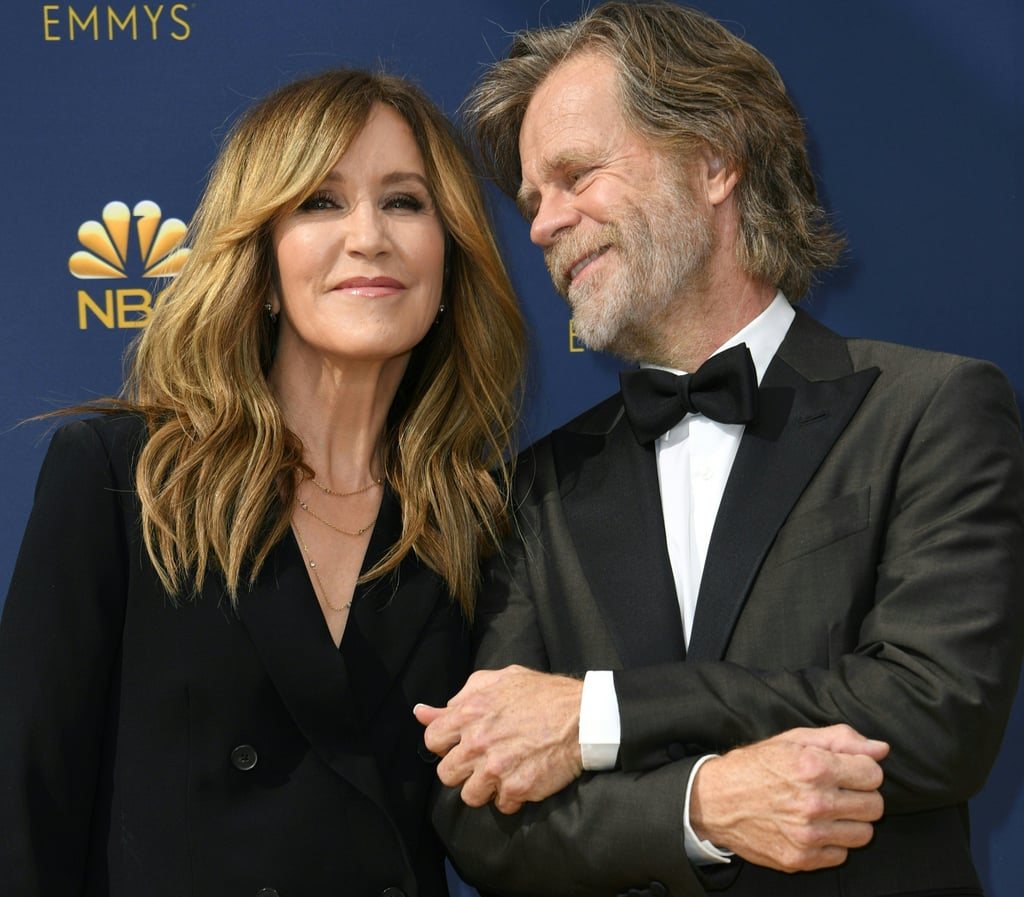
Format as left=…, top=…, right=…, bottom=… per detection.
left=111, top=69, right=524, bottom=615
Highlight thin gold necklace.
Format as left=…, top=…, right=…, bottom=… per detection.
left=308, top=474, right=383, bottom=497
left=291, top=519, right=353, bottom=612
left=296, top=497, right=376, bottom=537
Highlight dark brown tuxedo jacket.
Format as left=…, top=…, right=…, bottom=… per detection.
left=0, top=413, right=468, bottom=897
left=435, top=310, right=1024, bottom=897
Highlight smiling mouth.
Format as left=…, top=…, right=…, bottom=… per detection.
left=336, top=276, right=405, bottom=290
left=568, top=246, right=610, bottom=283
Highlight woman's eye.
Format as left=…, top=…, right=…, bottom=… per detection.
left=383, top=193, right=426, bottom=212
left=299, top=191, right=338, bottom=211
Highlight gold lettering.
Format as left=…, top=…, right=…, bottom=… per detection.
left=116, top=289, right=154, bottom=327
left=107, top=6, right=137, bottom=40
left=569, top=319, right=586, bottom=352
left=169, top=3, right=190, bottom=40
left=43, top=5, right=61, bottom=40
left=143, top=4, right=163, bottom=40
left=68, top=5, right=99, bottom=40
left=78, top=289, right=115, bottom=329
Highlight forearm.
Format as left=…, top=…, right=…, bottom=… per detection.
left=434, top=762, right=703, bottom=897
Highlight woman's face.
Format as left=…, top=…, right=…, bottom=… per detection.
left=271, top=104, right=446, bottom=374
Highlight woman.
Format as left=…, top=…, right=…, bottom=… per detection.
left=0, top=69, right=524, bottom=896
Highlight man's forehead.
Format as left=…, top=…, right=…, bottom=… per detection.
left=519, top=57, right=624, bottom=167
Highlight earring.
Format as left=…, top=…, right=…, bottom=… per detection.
left=264, top=302, right=278, bottom=325
left=434, top=303, right=446, bottom=326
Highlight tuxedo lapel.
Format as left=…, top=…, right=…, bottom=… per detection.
left=687, top=312, right=880, bottom=661
left=555, top=398, right=686, bottom=667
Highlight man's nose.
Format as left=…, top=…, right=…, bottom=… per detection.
left=529, top=191, right=580, bottom=247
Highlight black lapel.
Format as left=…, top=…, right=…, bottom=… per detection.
left=237, top=490, right=439, bottom=815
left=687, top=311, right=880, bottom=661
left=555, top=396, right=687, bottom=667
left=342, top=490, right=458, bottom=721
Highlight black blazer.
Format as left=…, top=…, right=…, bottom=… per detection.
left=0, top=413, right=469, bottom=897
left=434, top=310, right=1024, bottom=897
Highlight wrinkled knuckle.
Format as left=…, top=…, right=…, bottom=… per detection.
left=436, top=769, right=457, bottom=787
left=503, top=778, right=529, bottom=805
left=482, top=751, right=511, bottom=781
left=795, top=749, right=829, bottom=782
left=461, top=787, right=489, bottom=808
left=798, top=791, right=831, bottom=821
left=778, top=844, right=810, bottom=873
left=460, top=729, right=489, bottom=757
left=791, top=822, right=823, bottom=851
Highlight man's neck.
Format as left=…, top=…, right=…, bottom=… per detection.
left=628, top=277, right=777, bottom=372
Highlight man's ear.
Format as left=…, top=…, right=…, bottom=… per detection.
left=703, top=148, right=739, bottom=207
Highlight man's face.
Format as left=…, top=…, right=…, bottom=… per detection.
left=517, top=52, right=713, bottom=357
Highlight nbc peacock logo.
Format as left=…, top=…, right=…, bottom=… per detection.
left=70, top=200, right=191, bottom=330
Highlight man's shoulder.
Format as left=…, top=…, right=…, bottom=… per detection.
left=788, top=307, right=1009, bottom=385
left=521, top=391, right=622, bottom=454
left=511, top=391, right=624, bottom=497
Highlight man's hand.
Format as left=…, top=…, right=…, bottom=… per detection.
left=414, top=665, right=584, bottom=813
left=690, top=724, right=889, bottom=873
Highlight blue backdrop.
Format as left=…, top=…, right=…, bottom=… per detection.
left=1, top=2, right=1020, bottom=894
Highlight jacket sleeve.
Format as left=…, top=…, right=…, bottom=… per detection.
left=0, top=420, right=131, bottom=895
left=613, top=357, right=1024, bottom=813
left=434, top=528, right=704, bottom=897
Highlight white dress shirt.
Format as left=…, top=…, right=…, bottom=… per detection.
left=578, top=292, right=795, bottom=862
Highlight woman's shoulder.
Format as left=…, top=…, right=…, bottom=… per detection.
left=46, top=411, right=149, bottom=471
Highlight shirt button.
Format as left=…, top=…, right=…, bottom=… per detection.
left=231, top=744, right=258, bottom=771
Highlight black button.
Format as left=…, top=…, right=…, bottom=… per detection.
left=231, top=744, right=258, bottom=771
left=381, top=889, right=406, bottom=897
left=667, top=741, right=686, bottom=761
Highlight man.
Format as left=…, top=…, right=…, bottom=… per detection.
left=415, top=3, right=1024, bottom=895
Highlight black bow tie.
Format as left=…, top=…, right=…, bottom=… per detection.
left=619, top=343, right=758, bottom=444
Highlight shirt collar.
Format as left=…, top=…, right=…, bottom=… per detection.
left=716, top=291, right=794, bottom=385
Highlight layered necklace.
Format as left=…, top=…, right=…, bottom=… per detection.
left=293, top=472, right=384, bottom=612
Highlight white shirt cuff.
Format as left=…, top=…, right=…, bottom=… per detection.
left=579, top=670, right=620, bottom=770
left=683, top=754, right=734, bottom=865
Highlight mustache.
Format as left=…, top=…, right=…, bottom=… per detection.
left=544, top=224, right=620, bottom=295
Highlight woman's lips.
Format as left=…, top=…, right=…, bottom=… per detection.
left=334, top=276, right=405, bottom=296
